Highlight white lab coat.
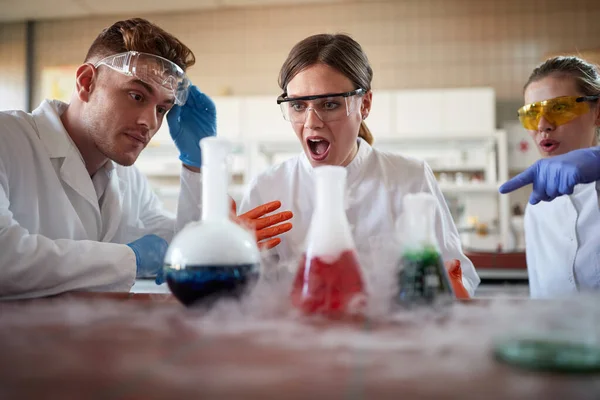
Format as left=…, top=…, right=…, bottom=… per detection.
left=0, top=100, right=202, bottom=299
left=240, top=138, right=480, bottom=296
left=525, top=181, right=600, bottom=298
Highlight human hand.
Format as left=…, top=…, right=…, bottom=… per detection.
left=444, top=259, right=470, bottom=299
left=499, top=147, right=600, bottom=204
left=126, top=234, right=168, bottom=284
left=167, top=85, right=217, bottom=168
left=230, top=198, right=293, bottom=250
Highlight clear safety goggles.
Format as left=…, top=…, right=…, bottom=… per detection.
left=517, top=95, right=599, bottom=130
left=277, top=88, right=365, bottom=123
left=94, top=51, right=191, bottom=105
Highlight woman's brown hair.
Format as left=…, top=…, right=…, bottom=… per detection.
left=278, top=33, right=374, bottom=145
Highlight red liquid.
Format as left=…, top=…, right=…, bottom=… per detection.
left=291, top=249, right=366, bottom=317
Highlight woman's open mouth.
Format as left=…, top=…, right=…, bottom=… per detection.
left=306, top=136, right=331, bottom=161
left=539, top=139, right=560, bottom=154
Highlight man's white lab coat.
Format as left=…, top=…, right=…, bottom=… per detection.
left=0, top=100, right=201, bottom=299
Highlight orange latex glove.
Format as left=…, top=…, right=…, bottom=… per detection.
left=230, top=198, right=293, bottom=251
left=444, top=259, right=470, bottom=299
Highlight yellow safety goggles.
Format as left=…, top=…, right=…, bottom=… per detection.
left=517, top=95, right=599, bottom=130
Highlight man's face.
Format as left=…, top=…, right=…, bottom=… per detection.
left=81, top=67, right=175, bottom=166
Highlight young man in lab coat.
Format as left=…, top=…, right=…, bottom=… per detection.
left=0, top=18, right=291, bottom=299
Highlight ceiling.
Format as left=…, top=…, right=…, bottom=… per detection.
left=0, top=0, right=348, bottom=23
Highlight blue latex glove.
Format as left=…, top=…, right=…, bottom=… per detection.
left=167, top=85, right=217, bottom=168
left=126, top=234, right=169, bottom=284
left=499, top=147, right=600, bottom=204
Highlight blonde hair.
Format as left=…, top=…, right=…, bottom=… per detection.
left=278, top=33, right=374, bottom=145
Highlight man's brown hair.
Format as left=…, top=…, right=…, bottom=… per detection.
left=84, top=18, right=195, bottom=71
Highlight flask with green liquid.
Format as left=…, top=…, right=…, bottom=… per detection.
left=396, top=192, right=454, bottom=306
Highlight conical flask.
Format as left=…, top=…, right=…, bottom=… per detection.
left=163, top=137, right=261, bottom=307
left=396, top=192, right=454, bottom=306
left=291, top=166, right=366, bottom=316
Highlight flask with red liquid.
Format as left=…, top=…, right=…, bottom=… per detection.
left=290, top=166, right=366, bottom=317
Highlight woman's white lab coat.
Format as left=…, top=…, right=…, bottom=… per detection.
left=525, top=182, right=600, bottom=298
left=239, top=138, right=480, bottom=296
left=0, top=100, right=201, bottom=299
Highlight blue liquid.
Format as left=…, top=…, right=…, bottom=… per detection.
left=164, top=263, right=259, bottom=307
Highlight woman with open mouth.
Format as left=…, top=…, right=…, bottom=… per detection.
left=507, top=55, right=600, bottom=298
left=238, top=33, right=479, bottom=299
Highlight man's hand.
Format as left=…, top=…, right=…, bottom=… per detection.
left=167, top=85, right=217, bottom=169
left=126, top=234, right=168, bottom=285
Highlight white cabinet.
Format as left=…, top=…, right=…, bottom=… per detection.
left=441, top=87, right=495, bottom=134
left=392, top=87, right=495, bottom=138
left=241, top=95, right=292, bottom=141
left=395, top=90, right=444, bottom=136
left=365, top=90, right=395, bottom=137
left=213, top=96, right=243, bottom=141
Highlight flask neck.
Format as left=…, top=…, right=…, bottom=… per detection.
left=202, top=163, right=229, bottom=222
left=306, top=166, right=355, bottom=257
left=401, top=194, right=440, bottom=252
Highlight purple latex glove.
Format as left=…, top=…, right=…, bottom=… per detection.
left=499, top=146, right=600, bottom=204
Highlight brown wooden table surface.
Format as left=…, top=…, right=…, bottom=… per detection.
left=1, top=292, right=599, bottom=400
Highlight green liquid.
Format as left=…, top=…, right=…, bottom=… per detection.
left=396, top=245, right=454, bottom=306
left=494, top=338, right=600, bottom=373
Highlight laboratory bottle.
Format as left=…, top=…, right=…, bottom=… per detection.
left=290, top=166, right=366, bottom=317
left=396, top=192, right=454, bottom=307
left=163, top=137, right=261, bottom=307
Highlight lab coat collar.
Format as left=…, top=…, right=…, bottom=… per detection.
left=346, top=137, right=371, bottom=183
left=31, top=99, right=117, bottom=176
left=31, top=100, right=74, bottom=159
left=300, top=137, right=372, bottom=184
left=31, top=100, right=121, bottom=228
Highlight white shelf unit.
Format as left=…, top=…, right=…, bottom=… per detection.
left=367, top=131, right=510, bottom=251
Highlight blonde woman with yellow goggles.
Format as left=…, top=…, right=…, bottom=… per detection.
left=500, top=56, right=600, bottom=298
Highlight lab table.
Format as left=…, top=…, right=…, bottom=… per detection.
left=1, top=292, right=599, bottom=400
